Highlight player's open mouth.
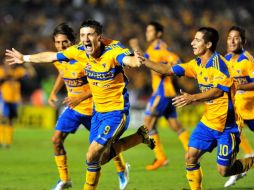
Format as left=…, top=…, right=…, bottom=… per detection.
left=85, top=43, right=93, bottom=52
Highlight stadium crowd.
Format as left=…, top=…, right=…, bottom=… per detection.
left=1, top=0, right=254, bottom=104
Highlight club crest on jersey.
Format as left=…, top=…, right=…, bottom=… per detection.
left=72, top=72, right=76, bottom=77
left=204, top=77, right=208, bottom=82
left=102, top=63, right=106, bottom=68
left=236, top=69, right=241, bottom=74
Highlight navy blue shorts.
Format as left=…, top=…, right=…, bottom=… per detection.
left=90, top=110, right=130, bottom=145
left=189, top=121, right=240, bottom=166
left=55, top=107, right=91, bottom=133
left=145, top=94, right=177, bottom=118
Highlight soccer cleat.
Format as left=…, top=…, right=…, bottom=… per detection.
left=244, top=153, right=254, bottom=158
left=118, top=163, right=130, bottom=190
left=146, top=158, right=169, bottom=171
left=224, top=172, right=247, bottom=188
left=52, top=180, right=72, bottom=190
left=137, top=125, right=155, bottom=150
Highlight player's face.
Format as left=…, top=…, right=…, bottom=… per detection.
left=191, top=32, right=208, bottom=56
left=54, top=34, right=72, bottom=51
left=146, top=25, right=157, bottom=42
left=80, top=27, right=101, bottom=56
left=227, top=30, right=243, bottom=53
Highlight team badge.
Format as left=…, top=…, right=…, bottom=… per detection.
left=72, top=72, right=76, bottom=77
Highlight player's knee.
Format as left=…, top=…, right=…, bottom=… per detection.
left=185, top=151, right=198, bottom=164
left=217, top=165, right=230, bottom=177
left=86, top=142, right=105, bottom=162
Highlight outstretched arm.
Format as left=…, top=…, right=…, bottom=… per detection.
left=5, top=48, right=58, bottom=65
left=172, top=88, right=224, bottom=108
left=143, top=58, right=174, bottom=76
left=122, top=50, right=144, bottom=68
left=237, top=82, right=254, bottom=91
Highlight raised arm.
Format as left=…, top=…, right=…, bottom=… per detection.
left=122, top=51, right=143, bottom=68
left=48, top=74, right=65, bottom=108
left=237, top=82, right=254, bottom=91
left=143, top=58, right=174, bottom=76
left=5, top=48, right=58, bottom=65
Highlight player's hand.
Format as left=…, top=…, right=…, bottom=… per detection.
left=63, top=96, right=81, bottom=109
left=48, top=93, right=59, bottom=108
left=134, top=50, right=146, bottom=67
left=5, top=48, right=24, bottom=65
left=172, top=89, right=194, bottom=108
left=129, top=38, right=140, bottom=50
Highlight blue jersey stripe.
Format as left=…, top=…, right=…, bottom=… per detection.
left=172, top=65, right=185, bottom=76
left=57, top=52, right=70, bottom=62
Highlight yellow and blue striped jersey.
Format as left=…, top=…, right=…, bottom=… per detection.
left=225, top=50, right=254, bottom=120
left=0, top=65, right=27, bottom=103
left=56, top=39, right=132, bottom=112
left=172, top=52, right=238, bottom=132
left=53, top=60, right=93, bottom=116
left=145, top=40, right=181, bottom=97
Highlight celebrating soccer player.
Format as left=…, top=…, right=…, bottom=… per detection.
left=129, top=21, right=189, bottom=171
left=48, top=23, right=131, bottom=190
left=223, top=25, right=254, bottom=188
left=141, top=27, right=254, bottom=190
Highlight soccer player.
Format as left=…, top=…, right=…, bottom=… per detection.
left=141, top=27, right=254, bottom=190
left=224, top=26, right=254, bottom=188
left=129, top=21, right=189, bottom=171
left=5, top=20, right=154, bottom=190
left=0, top=58, right=35, bottom=148
left=44, top=23, right=131, bottom=190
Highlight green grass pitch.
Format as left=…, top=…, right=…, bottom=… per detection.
left=0, top=127, right=254, bottom=190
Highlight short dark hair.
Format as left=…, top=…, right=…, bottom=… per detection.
left=198, top=27, right=219, bottom=52
left=80, top=19, right=103, bottom=35
left=148, top=21, right=164, bottom=33
left=228, top=25, right=246, bottom=44
left=53, top=23, right=76, bottom=44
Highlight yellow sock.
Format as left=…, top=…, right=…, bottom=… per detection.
left=178, top=130, right=190, bottom=151
left=0, top=124, right=4, bottom=145
left=113, top=153, right=126, bottom=172
left=186, top=163, right=203, bottom=190
left=84, top=162, right=101, bottom=190
left=5, top=126, right=13, bottom=146
left=240, top=133, right=253, bottom=154
left=152, top=134, right=167, bottom=160
left=55, top=155, right=69, bottom=182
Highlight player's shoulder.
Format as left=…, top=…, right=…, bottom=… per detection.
left=105, top=39, right=126, bottom=50
left=242, top=50, right=254, bottom=62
